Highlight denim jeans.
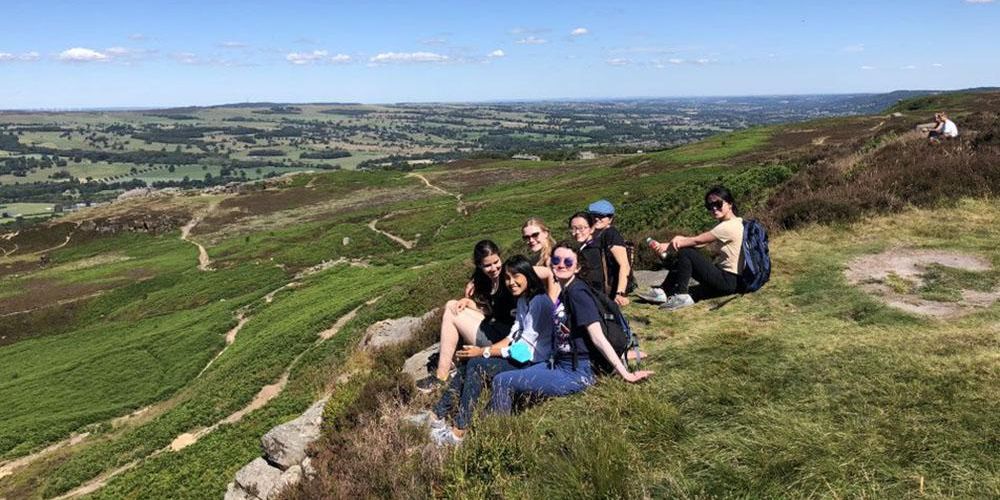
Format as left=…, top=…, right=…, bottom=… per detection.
left=433, top=357, right=528, bottom=430
left=489, top=357, right=596, bottom=415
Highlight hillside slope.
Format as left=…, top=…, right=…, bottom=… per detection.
left=0, top=91, right=997, bottom=499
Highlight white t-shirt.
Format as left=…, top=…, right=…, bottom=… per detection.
left=943, top=119, right=959, bottom=138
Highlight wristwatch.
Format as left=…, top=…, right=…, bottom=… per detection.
left=616, top=291, right=627, bottom=297
left=482, top=348, right=491, bottom=359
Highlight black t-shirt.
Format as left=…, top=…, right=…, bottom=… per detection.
left=578, top=240, right=605, bottom=292
left=579, top=227, right=626, bottom=296
left=482, top=282, right=516, bottom=327
left=554, top=279, right=602, bottom=357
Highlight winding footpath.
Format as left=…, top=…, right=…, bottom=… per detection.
left=406, top=172, right=467, bottom=215
left=367, top=213, right=417, bottom=249
left=180, top=202, right=219, bottom=271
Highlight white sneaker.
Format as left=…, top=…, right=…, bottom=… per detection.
left=429, top=425, right=463, bottom=446
left=660, top=293, right=694, bottom=311
left=404, top=411, right=447, bottom=431
left=637, top=287, right=667, bottom=304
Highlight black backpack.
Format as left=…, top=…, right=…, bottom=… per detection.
left=739, top=219, right=771, bottom=293
left=561, top=280, right=641, bottom=375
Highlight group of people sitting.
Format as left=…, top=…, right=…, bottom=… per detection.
left=921, top=111, right=959, bottom=144
left=408, top=186, right=749, bottom=445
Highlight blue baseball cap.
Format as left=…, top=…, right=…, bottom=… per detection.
left=588, top=199, right=615, bottom=217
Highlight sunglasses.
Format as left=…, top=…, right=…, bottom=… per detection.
left=550, top=256, right=575, bottom=267
left=705, top=200, right=724, bottom=212
left=522, top=231, right=542, bottom=241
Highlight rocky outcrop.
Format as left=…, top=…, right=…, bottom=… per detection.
left=402, top=342, right=440, bottom=382
left=77, top=213, right=189, bottom=236
left=361, top=309, right=438, bottom=351
left=225, top=399, right=326, bottom=500
left=633, top=270, right=668, bottom=290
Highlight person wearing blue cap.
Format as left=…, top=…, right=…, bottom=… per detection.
left=586, top=199, right=633, bottom=306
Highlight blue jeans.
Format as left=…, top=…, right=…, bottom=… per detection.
left=433, top=357, right=528, bottom=430
left=489, top=358, right=596, bottom=415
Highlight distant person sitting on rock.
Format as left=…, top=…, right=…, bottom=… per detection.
left=417, top=255, right=554, bottom=446
left=924, top=112, right=959, bottom=143
left=488, top=242, right=652, bottom=416
left=416, top=240, right=515, bottom=393
left=649, top=186, right=744, bottom=311
left=587, top=199, right=633, bottom=306
left=521, top=217, right=556, bottom=267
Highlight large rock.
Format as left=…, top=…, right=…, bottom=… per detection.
left=361, top=309, right=437, bottom=351
left=229, top=458, right=283, bottom=500
left=261, top=399, right=327, bottom=470
left=633, top=270, right=668, bottom=290
left=402, top=342, right=440, bottom=382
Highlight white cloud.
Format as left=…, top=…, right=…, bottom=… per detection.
left=606, top=58, right=630, bottom=66
left=173, top=52, right=201, bottom=65
left=842, top=43, right=866, bottom=53
left=286, top=50, right=328, bottom=65
left=901, top=64, right=918, bottom=70
left=668, top=58, right=684, bottom=64
left=860, top=65, right=876, bottom=70
left=220, top=41, right=248, bottom=48
left=369, top=51, right=449, bottom=64
left=487, top=49, right=505, bottom=58
left=932, top=63, right=944, bottom=67
left=515, top=36, right=547, bottom=45
left=330, top=53, right=352, bottom=63
left=58, top=47, right=109, bottom=62
left=128, top=33, right=146, bottom=41
left=694, top=58, right=711, bottom=65
left=0, top=51, right=40, bottom=62
left=570, top=27, right=589, bottom=36
left=105, top=47, right=130, bottom=56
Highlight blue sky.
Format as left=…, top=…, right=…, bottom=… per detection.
left=1, top=0, right=998, bottom=108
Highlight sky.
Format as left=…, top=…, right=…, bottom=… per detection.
left=1, top=0, right=998, bottom=109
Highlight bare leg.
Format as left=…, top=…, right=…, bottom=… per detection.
left=435, top=300, right=485, bottom=380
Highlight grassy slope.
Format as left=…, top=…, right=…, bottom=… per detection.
left=444, top=199, right=999, bottom=498
left=0, top=91, right=997, bottom=498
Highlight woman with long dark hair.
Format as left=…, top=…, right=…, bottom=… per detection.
left=488, top=242, right=652, bottom=415
left=415, top=255, right=555, bottom=445
left=417, top=240, right=516, bottom=392
left=650, top=185, right=744, bottom=310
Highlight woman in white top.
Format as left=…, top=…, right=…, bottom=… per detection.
left=928, top=112, right=959, bottom=143
left=651, top=185, right=744, bottom=310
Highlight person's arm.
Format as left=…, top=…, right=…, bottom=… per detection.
left=533, top=265, right=561, bottom=302
left=456, top=337, right=512, bottom=359
left=661, top=231, right=718, bottom=252
left=584, top=322, right=653, bottom=383
left=608, top=245, right=631, bottom=306
left=451, top=281, right=481, bottom=314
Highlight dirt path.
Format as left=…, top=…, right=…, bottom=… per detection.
left=407, top=172, right=467, bottom=215
left=0, top=291, right=106, bottom=318
left=367, top=213, right=417, bottom=249
left=1, top=243, right=18, bottom=257
left=196, top=311, right=249, bottom=378
left=180, top=202, right=219, bottom=271
left=0, top=433, right=90, bottom=481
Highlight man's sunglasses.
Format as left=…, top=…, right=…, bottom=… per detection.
left=522, top=231, right=542, bottom=241
left=550, top=256, right=575, bottom=267
left=705, top=200, right=724, bottom=212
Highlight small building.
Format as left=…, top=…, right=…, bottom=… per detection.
left=511, top=154, right=541, bottom=161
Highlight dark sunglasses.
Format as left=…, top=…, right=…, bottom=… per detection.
left=522, top=231, right=542, bottom=241
left=550, top=256, right=575, bottom=267
left=705, top=200, right=724, bottom=212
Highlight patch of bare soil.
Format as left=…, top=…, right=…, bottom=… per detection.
left=845, top=248, right=999, bottom=318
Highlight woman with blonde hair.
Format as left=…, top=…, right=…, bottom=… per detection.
left=521, top=217, right=556, bottom=267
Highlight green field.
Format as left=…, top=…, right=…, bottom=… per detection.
left=0, top=91, right=998, bottom=499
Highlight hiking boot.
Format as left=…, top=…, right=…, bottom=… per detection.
left=659, top=293, right=694, bottom=311
left=415, top=374, right=446, bottom=394
left=404, top=411, right=447, bottom=431
left=636, top=287, right=667, bottom=304
left=430, top=426, right=464, bottom=446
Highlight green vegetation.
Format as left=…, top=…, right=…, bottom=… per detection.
left=0, top=90, right=998, bottom=499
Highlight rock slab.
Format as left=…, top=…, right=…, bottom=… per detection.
left=361, top=309, right=438, bottom=351
left=402, top=342, right=440, bottom=382
left=261, top=399, right=326, bottom=470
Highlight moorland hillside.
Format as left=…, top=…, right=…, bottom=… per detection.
left=0, top=91, right=997, bottom=499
